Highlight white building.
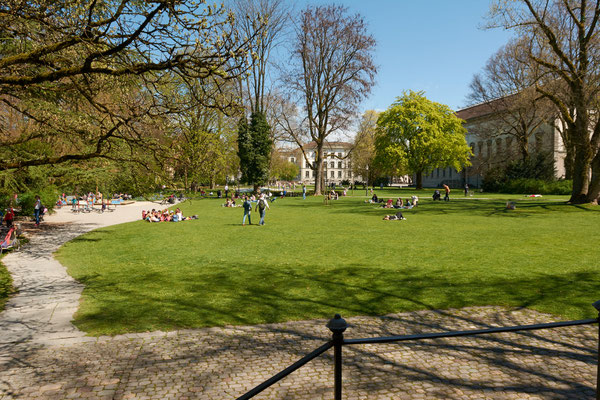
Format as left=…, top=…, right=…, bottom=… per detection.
left=285, top=141, right=361, bottom=185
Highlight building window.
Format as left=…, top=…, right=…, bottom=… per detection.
left=349, top=172, right=352, bottom=178
left=496, top=138, right=502, bottom=154
left=437, top=169, right=440, bottom=178
left=478, top=141, right=483, bottom=156
left=338, top=161, right=342, bottom=168
left=443, top=168, right=446, bottom=177
left=312, top=171, right=315, bottom=178
left=449, top=169, right=453, bottom=178
left=291, top=157, right=295, bottom=163
left=305, top=161, right=310, bottom=168
left=487, top=140, right=492, bottom=158
left=305, top=171, right=310, bottom=178
left=330, top=162, right=334, bottom=168
left=338, top=171, right=342, bottom=178
left=330, top=171, right=335, bottom=178
left=470, top=142, right=475, bottom=155
left=338, top=152, right=342, bottom=157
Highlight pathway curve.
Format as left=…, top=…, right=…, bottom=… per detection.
left=0, top=202, right=155, bottom=346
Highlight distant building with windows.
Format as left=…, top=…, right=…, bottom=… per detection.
left=282, top=141, right=361, bottom=185
left=419, top=101, right=567, bottom=188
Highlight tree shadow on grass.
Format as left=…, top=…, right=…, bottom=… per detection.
left=71, top=262, right=600, bottom=335
left=2, top=269, right=597, bottom=400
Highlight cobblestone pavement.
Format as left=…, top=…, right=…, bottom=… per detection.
left=0, top=307, right=597, bottom=399
left=0, top=205, right=597, bottom=399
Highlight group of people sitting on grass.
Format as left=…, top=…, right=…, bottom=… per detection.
left=369, top=193, right=419, bottom=209
left=142, top=208, right=198, bottom=222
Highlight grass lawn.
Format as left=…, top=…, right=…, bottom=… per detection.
left=55, top=190, right=600, bottom=336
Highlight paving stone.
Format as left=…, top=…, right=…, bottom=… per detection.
left=0, top=205, right=598, bottom=399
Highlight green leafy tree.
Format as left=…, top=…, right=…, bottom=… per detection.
left=374, top=91, right=472, bottom=189
left=237, top=112, right=272, bottom=190
left=352, top=110, right=380, bottom=184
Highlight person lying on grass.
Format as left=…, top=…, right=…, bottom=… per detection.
left=383, top=212, right=406, bottom=221
left=383, top=211, right=406, bottom=221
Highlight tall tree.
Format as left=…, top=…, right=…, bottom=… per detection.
left=237, top=112, right=272, bottom=190
left=230, top=0, right=291, bottom=115
left=467, top=39, right=554, bottom=162
left=489, top=0, right=600, bottom=204
left=283, top=5, right=376, bottom=195
left=375, top=91, right=472, bottom=189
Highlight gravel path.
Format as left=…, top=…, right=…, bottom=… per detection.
left=0, top=203, right=597, bottom=399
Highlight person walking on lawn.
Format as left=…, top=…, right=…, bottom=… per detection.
left=242, top=196, right=252, bottom=226
left=255, top=193, right=270, bottom=226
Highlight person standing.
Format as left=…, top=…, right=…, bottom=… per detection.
left=242, top=196, right=252, bottom=225
left=224, top=183, right=229, bottom=199
left=255, top=194, right=270, bottom=226
left=302, top=184, right=306, bottom=200
left=34, top=195, right=42, bottom=227
left=464, top=183, right=469, bottom=197
left=443, top=184, right=451, bottom=201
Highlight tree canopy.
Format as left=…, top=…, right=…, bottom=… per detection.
left=0, top=0, right=258, bottom=171
left=374, top=91, right=472, bottom=189
left=488, top=0, right=600, bottom=204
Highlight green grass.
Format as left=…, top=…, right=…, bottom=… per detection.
left=0, top=255, right=14, bottom=310
left=54, top=190, right=600, bottom=335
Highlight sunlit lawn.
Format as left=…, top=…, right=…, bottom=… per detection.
left=54, top=190, right=600, bottom=335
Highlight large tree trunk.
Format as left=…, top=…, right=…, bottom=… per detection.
left=415, top=171, right=423, bottom=189
left=313, top=142, right=325, bottom=195
left=564, top=147, right=574, bottom=180
left=569, top=122, right=592, bottom=204
left=587, top=151, right=600, bottom=205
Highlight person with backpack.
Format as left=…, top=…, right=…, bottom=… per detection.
left=242, top=196, right=252, bottom=226
left=255, top=193, right=270, bottom=226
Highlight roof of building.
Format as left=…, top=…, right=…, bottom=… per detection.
left=456, top=95, right=515, bottom=121
left=303, top=141, right=353, bottom=150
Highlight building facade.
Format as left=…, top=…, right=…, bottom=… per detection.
left=284, top=141, right=361, bottom=186
left=419, top=101, right=566, bottom=188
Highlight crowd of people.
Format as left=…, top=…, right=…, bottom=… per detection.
left=142, top=208, right=198, bottom=222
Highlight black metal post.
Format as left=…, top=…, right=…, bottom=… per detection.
left=327, top=314, right=348, bottom=400
left=593, top=301, right=600, bottom=400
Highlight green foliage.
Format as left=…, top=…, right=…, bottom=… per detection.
left=505, top=153, right=556, bottom=181
left=55, top=194, right=600, bottom=335
left=237, top=112, right=272, bottom=187
left=484, top=178, right=572, bottom=195
left=483, top=153, right=560, bottom=194
left=271, top=160, right=299, bottom=182
left=374, top=90, right=472, bottom=184
left=0, top=261, right=14, bottom=311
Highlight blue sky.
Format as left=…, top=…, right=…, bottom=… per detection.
left=299, top=0, right=514, bottom=112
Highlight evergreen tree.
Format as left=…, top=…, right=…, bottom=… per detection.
left=249, top=111, right=272, bottom=189
left=237, top=117, right=253, bottom=185
left=236, top=112, right=272, bottom=191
